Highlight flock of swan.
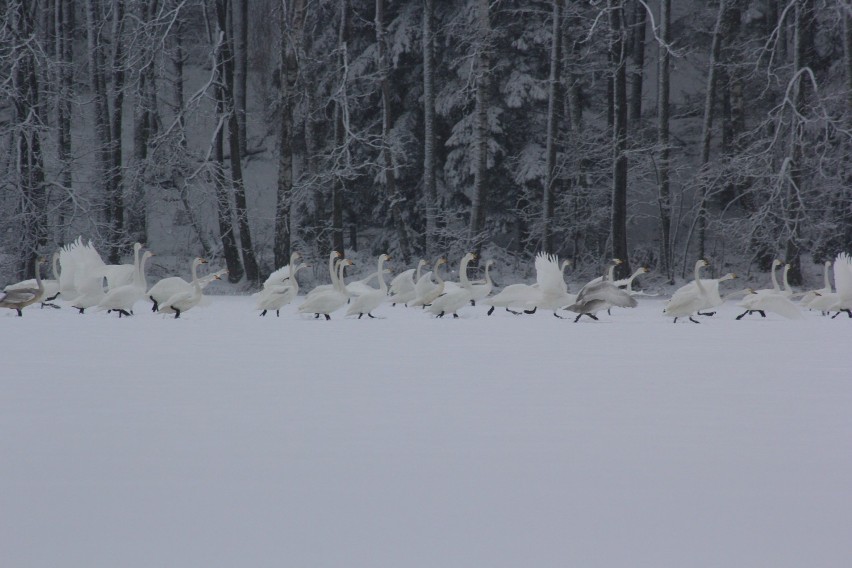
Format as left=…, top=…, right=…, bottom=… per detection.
left=2, top=237, right=851, bottom=323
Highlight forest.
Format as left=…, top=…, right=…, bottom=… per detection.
left=1, top=0, right=850, bottom=287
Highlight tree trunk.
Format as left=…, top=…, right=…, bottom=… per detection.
left=423, top=0, right=438, bottom=257
left=468, top=0, right=491, bottom=260
left=376, top=0, right=412, bottom=262
left=55, top=0, right=73, bottom=243
left=331, top=0, right=349, bottom=259
left=274, top=0, right=305, bottom=268
left=234, top=0, right=248, bottom=155
left=108, top=0, right=126, bottom=261
left=10, top=0, right=48, bottom=277
left=541, top=0, right=562, bottom=253
left=629, top=0, right=646, bottom=122
left=844, top=8, right=852, bottom=115
left=657, top=0, right=673, bottom=282
left=784, top=0, right=813, bottom=286
left=696, top=0, right=729, bottom=261
left=610, top=0, right=630, bottom=279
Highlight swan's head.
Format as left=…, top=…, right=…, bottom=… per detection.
left=720, top=272, right=737, bottom=281
left=437, top=257, right=447, bottom=266
left=380, top=253, right=391, bottom=261
left=133, top=242, right=143, bottom=252
left=561, top=259, right=572, bottom=269
left=345, top=259, right=354, bottom=266
left=641, top=266, right=650, bottom=274
left=611, top=258, right=623, bottom=265
left=418, top=259, right=427, bottom=267
left=485, top=259, right=495, bottom=267
left=772, top=259, right=783, bottom=268
left=143, top=251, right=155, bottom=260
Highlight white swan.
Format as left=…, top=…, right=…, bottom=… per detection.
left=298, top=258, right=353, bottom=320
left=737, top=288, right=804, bottom=320
left=4, top=251, right=61, bottom=308
left=409, top=257, right=447, bottom=308
left=389, top=259, right=427, bottom=305
left=524, top=254, right=576, bottom=318
left=674, top=272, right=738, bottom=317
left=347, top=254, right=391, bottom=318
left=159, top=259, right=222, bottom=319
left=101, top=242, right=143, bottom=291
left=809, top=253, right=852, bottom=318
left=0, top=258, right=45, bottom=316
left=97, top=250, right=154, bottom=317
left=469, top=259, right=495, bottom=306
left=800, top=260, right=833, bottom=308
left=257, top=262, right=307, bottom=317
left=564, top=281, right=637, bottom=321
left=65, top=239, right=109, bottom=314
left=663, top=259, right=710, bottom=323
left=585, top=258, right=622, bottom=286
left=148, top=257, right=209, bottom=312
left=736, top=259, right=783, bottom=319
left=305, top=251, right=343, bottom=300
left=427, top=253, right=475, bottom=318
left=614, top=266, right=649, bottom=294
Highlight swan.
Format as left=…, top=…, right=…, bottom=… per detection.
left=409, top=257, right=447, bottom=308
left=737, top=288, right=804, bottom=320
left=736, top=259, right=784, bottom=319
left=799, top=260, right=833, bottom=308
left=564, top=282, right=637, bottom=322
left=614, top=266, right=649, bottom=294
left=346, top=269, right=389, bottom=297
left=65, top=239, right=109, bottom=314
left=101, top=242, right=143, bottom=290
left=469, top=259, right=495, bottom=306
left=427, top=253, right=475, bottom=318
left=809, top=252, right=852, bottom=318
left=390, top=259, right=427, bottom=305
left=298, top=258, right=353, bottom=320
left=159, top=260, right=222, bottom=319
left=148, top=257, right=209, bottom=312
left=663, top=259, right=711, bottom=323
left=257, top=262, right=307, bottom=317
left=524, top=254, right=576, bottom=318
left=674, top=272, right=738, bottom=317
left=482, top=282, right=539, bottom=315
left=0, top=258, right=45, bottom=316
left=97, top=250, right=154, bottom=317
left=585, top=258, right=623, bottom=286
left=4, top=251, right=61, bottom=308
left=347, top=254, right=391, bottom=318
left=305, top=251, right=343, bottom=300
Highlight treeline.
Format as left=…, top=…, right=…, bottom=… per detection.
left=1, top=0, right=850, bottom=285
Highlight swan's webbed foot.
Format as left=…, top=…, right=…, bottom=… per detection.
left=470, top=299, right=475, bottom=306
left=553, top=312, right=566, bottom=319
left=16, top=308, right=23, bottom=317
left=573, top=314, right=582, bottom=323
left=436, top=311, right=445, bottom=318
left=524, top=307, right=537, bottom=315
left=506, top=308, right=522, bottom=315
left=368, top=313, right=376, bottom=319
left=276, top=310, right=280, bottom=317
left=607, top=308, right=611, bottom=316
left=150, top=297, right=158, bottom=312
left=673, top=317, right=678, bottom=323
left=758, top=310, right=766, bottom=318
left=689, top=316, right=701, bottom=324
left=174, top=308, right=181, bottom=319
left=587, top=314, right=599, bottom=321
left=260, top=310, right=267, bottom=317
left=41, top=302, right=61, bottom=309
left=323, top=314, right=330, bottom=321
left=735, top=311, right=748, bottom=320
left=487, top=306, right=495, bottom=316
left=314, top=313, right=320, bottom=319
left=358, top=313, right=364, bottom=319
left=453, top=313, right=459, bottom=318
left=76, top=307, right=85, bottom=314
left=698, top=311, right=716, bottom=316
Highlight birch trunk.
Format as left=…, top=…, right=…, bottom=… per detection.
left=468, top=0, right=491, bottom=260
left=541, top=0, right=562, bottom=254
left=657, top=0, right=672, bottom=281
left=423, top=0, right=438, bottom=256
left=610, top=0, right=631, bottom=279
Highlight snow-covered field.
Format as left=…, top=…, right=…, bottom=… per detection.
left=2, top=296, right=851, bottom=568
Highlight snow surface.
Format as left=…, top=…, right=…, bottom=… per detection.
left=2, top=296, right=851, bottom=568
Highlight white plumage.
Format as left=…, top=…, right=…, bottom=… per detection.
left=347, top=254, right=391, bottom=318
left=663, top=260, right=711, bottom=323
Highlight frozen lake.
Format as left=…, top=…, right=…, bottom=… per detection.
left=2, top=296, right=851, bottom=567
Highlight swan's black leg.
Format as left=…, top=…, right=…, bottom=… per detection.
left=573, top=314, right=582, bottom=323
left=358, top=313, right=364, bottom=319
left=689, top=316, right=701, bottom=324
left=524, top=307, right=537, bottom=315
left=846, top=309, right=852, bottom=318
left=607, top=308, right=611, bottom=316
left=368, top=313, right=376, bottom=319
left=453, top=313, right=459, bottom=318
left=174, top=308, right=181, bottom=319
left=77, top=307, right=85, bottom=314
left=276, top=310, right=280, bottom=317
left=487, top=306, right=495, bottom=316
left=587, top=314, right=599, bottom=320
left=470, top=299, right=475, bottom=306
left=735, top=311, right=748, bottom=320
left=324, top=314, right=330, bottom=320
left=506, top=308, right=521, bottom=315
left=314, top=313, right=320, bottom=319
left=41, top=302, right=60, bottom=309
left=673, top=317, right=678, bottom=323
left=553, top=312, right=566, bottom=319
left=260, top=310, right=267, bottom=317
left=150, top=297, right=158, bottom=312
left=16, top=308, right=23, bottom=317
left=758, top=310, right=766, bottom=318
left=698, top=311, right=716, bottom=316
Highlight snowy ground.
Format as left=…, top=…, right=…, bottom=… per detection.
left=2, top=296, right=851, bottom=568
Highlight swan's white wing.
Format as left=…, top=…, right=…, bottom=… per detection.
left=535, top=253, right=566, bottom=294
left=757, top=293, right=805, bottom=319
left=414, top=272, right=434, bottom=296
left=582, top=282, right=637, bottom=308
left=833, top=253, right=852, bottom=300
left=390, top=269, right=415, bottom=290
left=263, top=264, right=292, bottom=288
left=0, top=288, right=39, bottom=303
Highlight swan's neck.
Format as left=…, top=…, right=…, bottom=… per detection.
left=770, top=263, right=780, bottom=291
left=51, top=252, right=60, bottom=280
left=137, top=255, right=151, bottom=291
left=328, top=253, right=337, bottom=285
left=606, top=264, right=616, bottom=281
left=433, top=261, right=444, bottom=285
left=460, top=256, right=472, bottom=288
left=190, top=260, right=201, bottom=285
left=336, top=261, right=348, bottom=293
left=782, top=266, right=791, bottom=292
left=694, top=262, right=707, bottom=296
left=34, top=259, right=43, bottom=290
left=484, top=263, right=492, bottom=285
left=291, top=264, right=304, bottom=294
left=415, top=262, right=424, bottom=282
left=823, top=262, right=832, bottom=290
left=377, top=257, right=387, bottom=293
